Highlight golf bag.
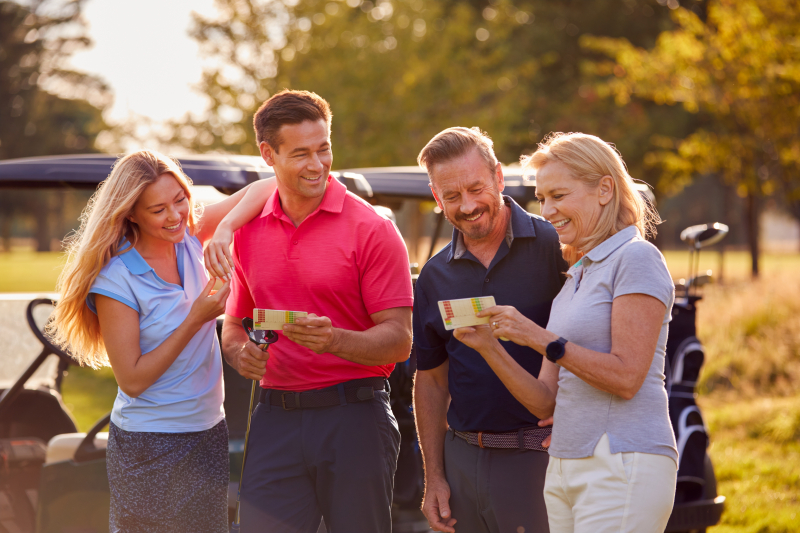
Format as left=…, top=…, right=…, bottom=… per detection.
left=387, top=344, right=425, bottom=510
left=665, top=295, right=710, bottom=503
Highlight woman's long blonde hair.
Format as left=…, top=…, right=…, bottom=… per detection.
left=48, top=150, right=201, bottom=368
left=522, top=132, right=660, bottom=266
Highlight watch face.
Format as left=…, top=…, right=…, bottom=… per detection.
left=546, top=339, right=566, bottom=362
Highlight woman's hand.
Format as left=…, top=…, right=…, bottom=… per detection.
left=187, top=278, right=231, bottom=327
left=538, top=416, right=554, bottom=448
left=453, top=324, right=500, bottom=356
left=477, top=305, right=539, bottom=346
left=204, top=222, right=235, bottom=280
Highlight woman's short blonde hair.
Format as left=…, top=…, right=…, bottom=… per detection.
left=522, top=132, right=660, bottom=265
left=48, top=150, right=201, bottom=368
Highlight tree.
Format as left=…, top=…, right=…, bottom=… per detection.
left=0, top=0, right=110, bottom=159
left=1, top=0, right=111, bottom=251
left=582, top=0, right=800, bottom=276
left=176, top=0, right=694, bottom=177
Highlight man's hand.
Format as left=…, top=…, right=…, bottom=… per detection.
left=231, top=340, right=270, bottom=380
left=453, top=324, right=499, bottom=356
left=421, top=476, right=457, bottom=533
left=282, top=313, right=339, bottom=354
left=538, top=416, right=554, bottom=448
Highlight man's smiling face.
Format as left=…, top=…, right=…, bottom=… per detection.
left=262, top=119, right=332, bottom=201
left=429, top=147, right=505, bottom=244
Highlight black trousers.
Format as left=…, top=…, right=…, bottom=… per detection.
left=444, top=428, right=551, bottom=533
left=239, top=389, right=400, bottom=533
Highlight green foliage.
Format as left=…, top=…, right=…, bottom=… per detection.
left=175, top=0, right=696, bottom=179
left=582, top=0, right=800, bottom=274
left=584, top=0, right=800, bottom=197
left=0, top=0, right=110, bottom=159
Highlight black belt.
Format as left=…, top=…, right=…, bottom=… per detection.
left=259, top=377, right=388, bottom=411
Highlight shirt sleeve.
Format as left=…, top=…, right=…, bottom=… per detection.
left=358, top=218, right=414, bottom=315
left=612, top=240, right=674, bottom=308
left=412, top=278, right=449, bottom=371
left=86, top=262, right=139, bottom=314
left=226, top=229, right=256, bottom=319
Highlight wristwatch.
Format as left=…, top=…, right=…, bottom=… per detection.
left=545, top=337, right=568, bottom=364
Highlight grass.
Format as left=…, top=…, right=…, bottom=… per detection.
left=60, top=365, right=118, bottom=432
left=4, top=250, right=800, bottom=530
left=0, top=251, right=65, bottom=293
left=690, top=269, right=800, bottom=532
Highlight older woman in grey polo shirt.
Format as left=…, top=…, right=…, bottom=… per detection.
left=454, top=132, right=677, bottom=533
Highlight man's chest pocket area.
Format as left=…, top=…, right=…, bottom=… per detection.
left=289, top=246, right=360, bottom=296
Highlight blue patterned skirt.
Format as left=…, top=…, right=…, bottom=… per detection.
left=107, top=419, right=229, bottom=533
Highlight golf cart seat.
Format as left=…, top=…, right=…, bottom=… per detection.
left=44, top=432, right=108, bottom=465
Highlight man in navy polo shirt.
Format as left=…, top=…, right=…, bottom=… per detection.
left=413, top=127, right=567, bottom=533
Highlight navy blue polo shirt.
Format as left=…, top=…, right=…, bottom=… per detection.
left=413, top=197, right=567, bottom=432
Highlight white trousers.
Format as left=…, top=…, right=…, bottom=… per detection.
left=544, top=433, right=677, bottom=533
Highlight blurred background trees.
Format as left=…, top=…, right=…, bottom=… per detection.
left=584, top=0, right=800, bottom=275
left=171, top=0, right=799, bottom=275
left=175, top=0, right=701, bottom=178
left=0, top=0, right=110, bottom=251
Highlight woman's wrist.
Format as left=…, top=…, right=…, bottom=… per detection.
left=216, top=218, right=234, bottom=235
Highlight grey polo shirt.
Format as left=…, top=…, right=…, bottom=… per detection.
left=546, top=226, right=678, bottom=463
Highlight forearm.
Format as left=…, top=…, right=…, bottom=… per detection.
left=479, top=342, right=556, bottom=419
left=197, top=178, right=276, bottom=243
left=217, top=179, right=275, bottom=233
left=221, top=316, right=249, bottom=369
left=329, top=321, right=412, bottom=366
left=413, top=374, right=451, bottom=481
left=525, top=328, right=641, bottom=400
left=118, top=318, right=203, bottom=397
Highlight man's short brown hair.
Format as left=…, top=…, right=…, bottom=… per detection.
left=417, top=127, right=499, bottom=179
left=253, top=89, right=332, bottom=152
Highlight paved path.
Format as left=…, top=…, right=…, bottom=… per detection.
left=0, top=294, right=60, bottom=390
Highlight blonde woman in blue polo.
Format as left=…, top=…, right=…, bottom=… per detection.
left=455, top=133, right=677, bottom=533
left=51, top=151, right=275, bottom=533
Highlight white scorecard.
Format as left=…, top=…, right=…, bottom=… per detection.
left=437, top=296, right=496, bottom=331
left=253, top=309, right=308, bottom=331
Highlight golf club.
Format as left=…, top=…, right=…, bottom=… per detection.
left=231, top=317, right=278, bottom=532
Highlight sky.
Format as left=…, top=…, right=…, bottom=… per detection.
left=69, top=0, right=218, bottom=125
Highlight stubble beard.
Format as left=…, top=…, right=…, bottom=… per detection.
left=448, top=196, right=505, bottom=242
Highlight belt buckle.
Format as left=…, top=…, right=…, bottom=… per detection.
left=281, top=392, right=300, bottom=411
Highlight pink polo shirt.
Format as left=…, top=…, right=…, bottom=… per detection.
left=227, top=176, right=413, bottom=391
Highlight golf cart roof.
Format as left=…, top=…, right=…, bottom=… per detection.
left=0, top=154, right=274, bottom=190
left=341, top=165, right=538, bottom=203
left=0, top=155, right=652, bottom=204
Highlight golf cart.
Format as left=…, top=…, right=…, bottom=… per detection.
left=0, top=154, right=723, bottom=533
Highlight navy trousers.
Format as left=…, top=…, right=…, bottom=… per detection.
left=239, top=389, right=400, bottom=533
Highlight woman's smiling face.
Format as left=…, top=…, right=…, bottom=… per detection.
left=535, top=160, right=608, bottom=248
left=128, top=173, right=190, bottom=244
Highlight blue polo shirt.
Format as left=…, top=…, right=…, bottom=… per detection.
left=413, top=197, right=567, bottom=432
left=86, top=232, right=225, bottom=433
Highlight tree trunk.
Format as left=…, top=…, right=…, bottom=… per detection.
left=746, top=191, right=759, bottom=278
left=35, top=192, right=53, bottom=252
left=1, top=213, right=11, bottom=252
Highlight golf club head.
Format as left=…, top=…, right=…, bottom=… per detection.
left=242, top=317, right=278, bottom=350
left=680, top=223, right=729, bottom=250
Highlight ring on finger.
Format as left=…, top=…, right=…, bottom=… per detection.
left=492, top=321, right=498, bottom=328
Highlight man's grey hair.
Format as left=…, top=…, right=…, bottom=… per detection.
left=417, top=127, right=499, bottom=184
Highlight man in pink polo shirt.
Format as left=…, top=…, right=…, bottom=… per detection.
left=220, top=90, right=413, bottom=533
